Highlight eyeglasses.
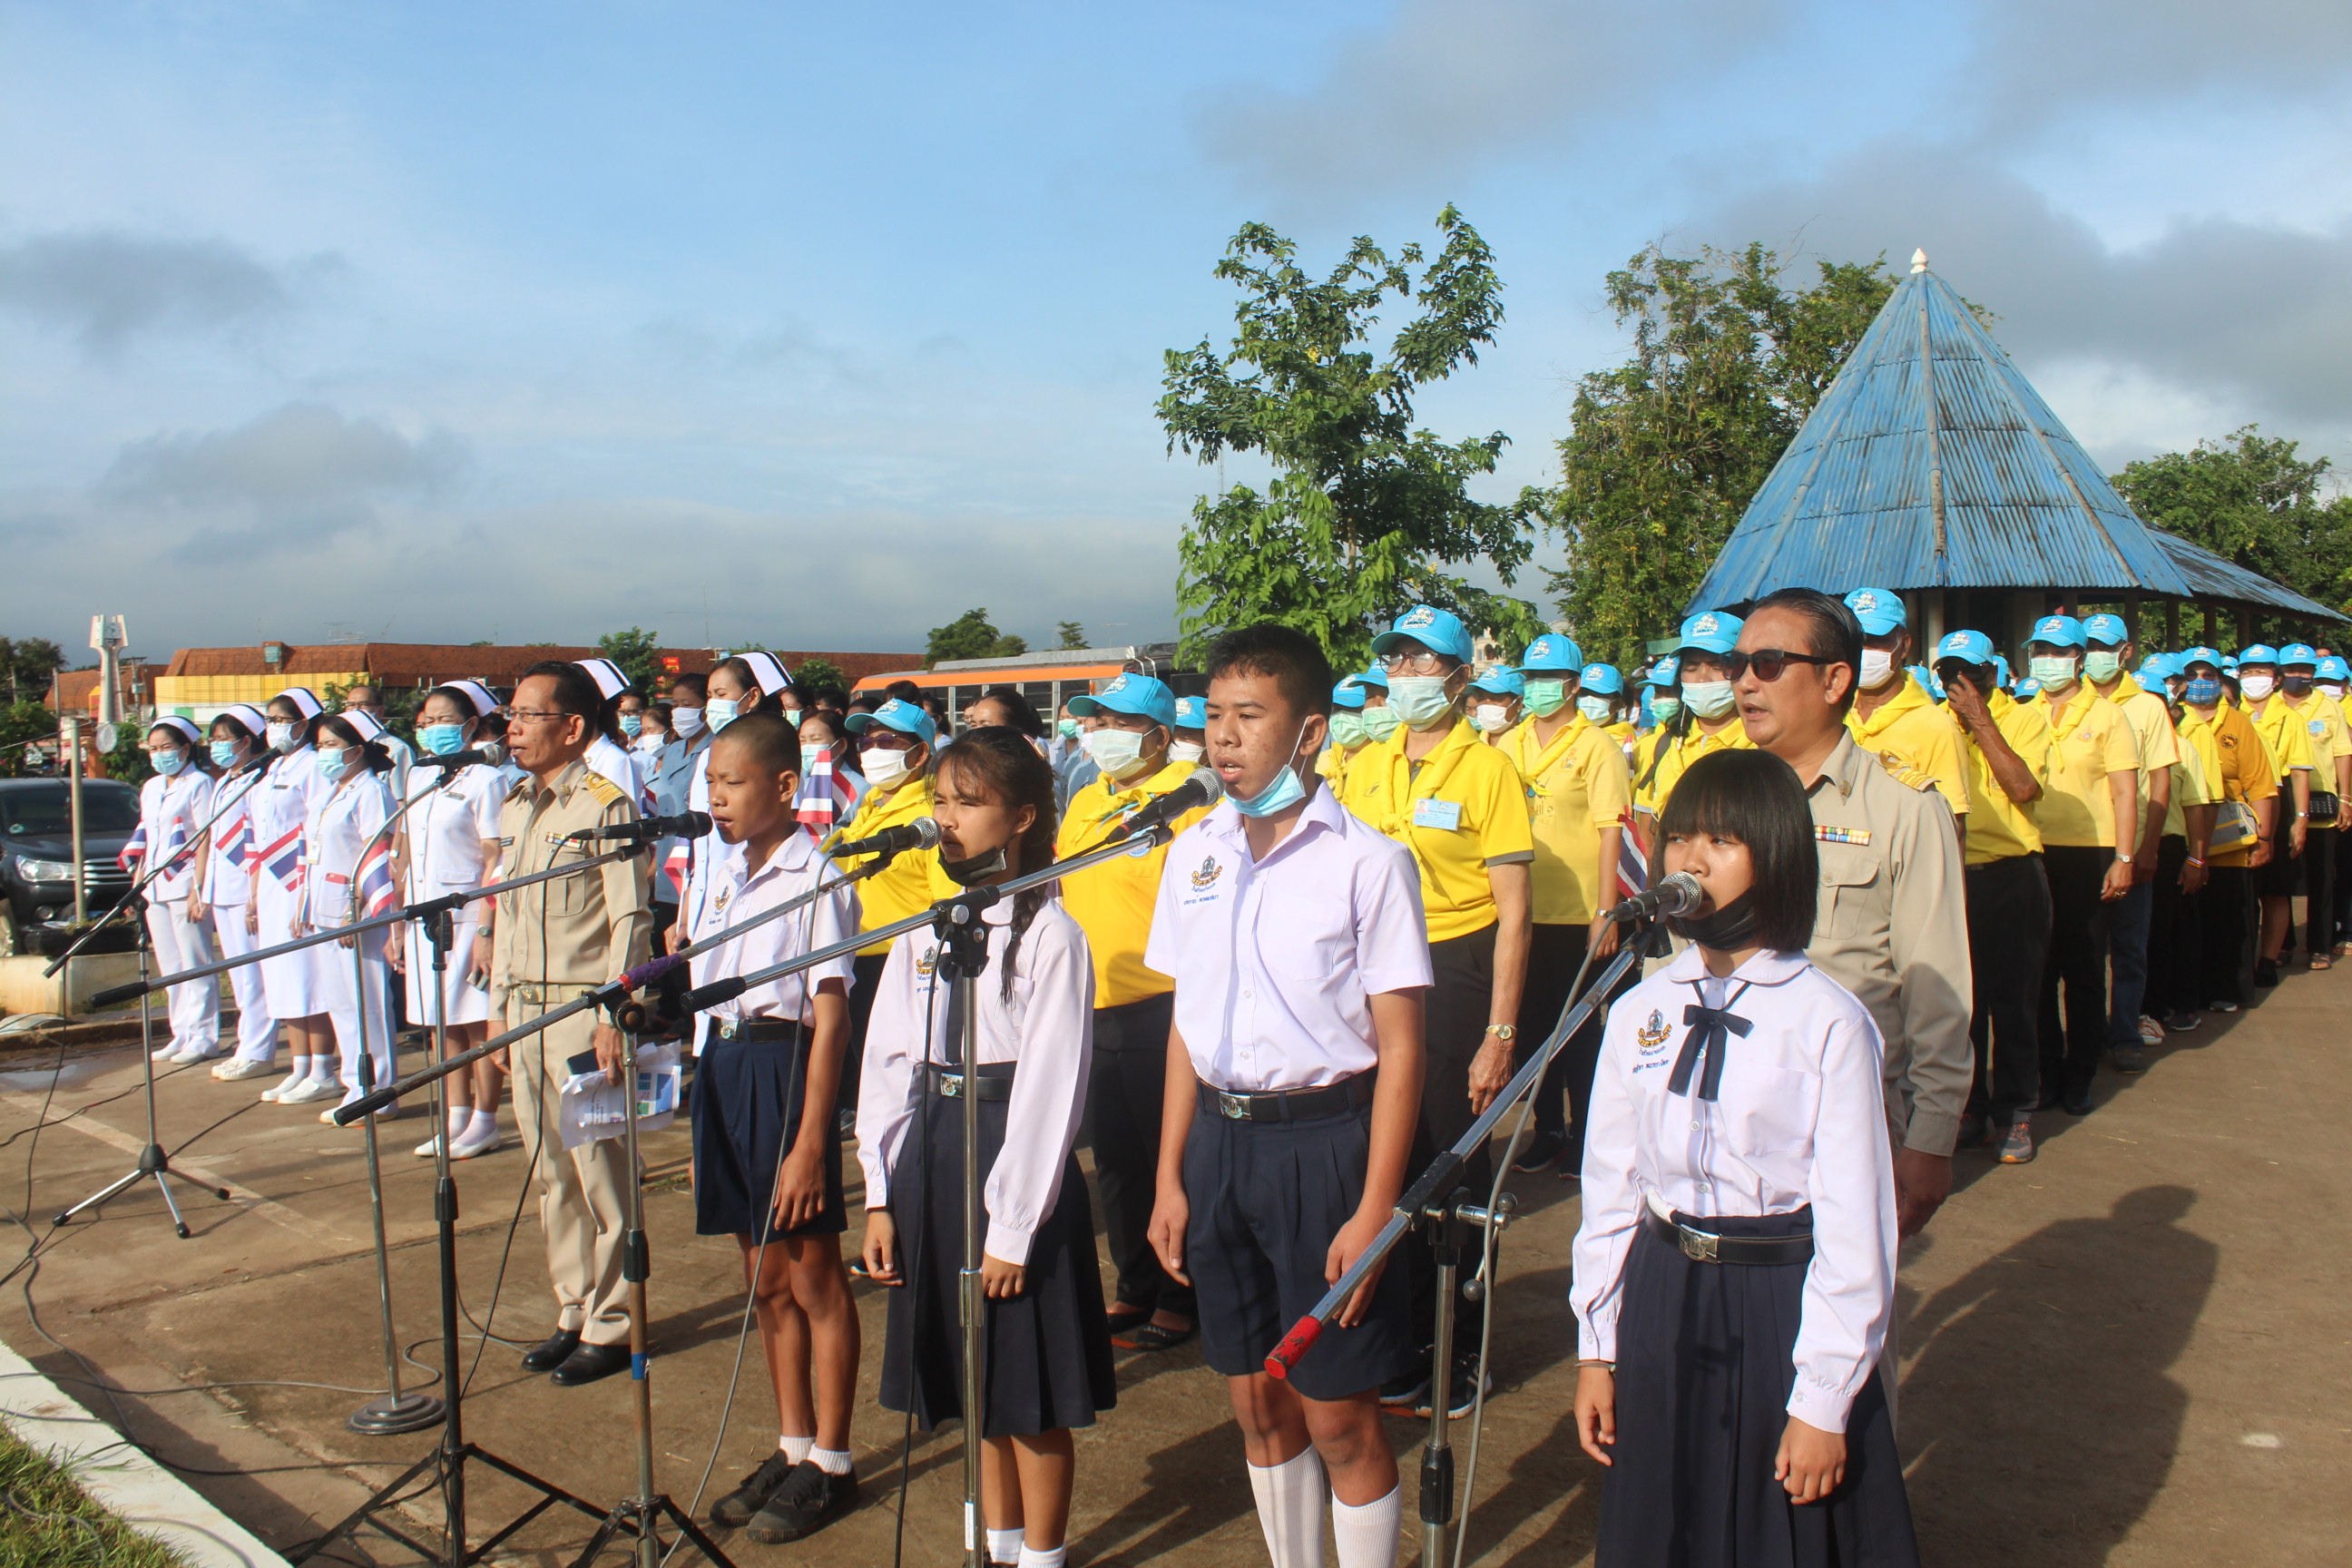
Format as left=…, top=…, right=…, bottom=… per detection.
left=507, top=708, right=571, bottom=726
left=1378, top=651, right=1457, bottom=676
left=858, top=730, right=916, bottom=751
left=1724, top=649, right=1838, bottom=682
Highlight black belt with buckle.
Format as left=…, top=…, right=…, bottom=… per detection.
left=1197, top=1071, right=1375, bottom=1123
left=715, top=1018, right=799, bottom=1044
left=927, top=1063, right=1015, bottom=1102
left=1642, top=1206, right=1814, bottom=1266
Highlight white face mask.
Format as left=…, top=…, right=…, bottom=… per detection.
left=1083, top=725, right=1152, bottom=780
left=671, top=705, right=706, bottom=739
left=2320, top=682, right=2347, bottom=701
left=268, top=720, right=300, bottom=753
left=1168, top=740, right=1205, bottom=765
left=705, top=696, right=741, bottom=732
left=2239, top=672, right=2276, bottom=701
left=1472, top=702, right=1512, bottom=734
left=1682, top=681, right=1737, bottom=720
left=1858, top=649, right=1896, bottom=689
left=1577, top=694, right=1615, bottom=725
left=862, top=745, right=911, bottom=790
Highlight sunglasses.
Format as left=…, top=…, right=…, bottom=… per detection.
left=1723, top=648, right=1840, bottom=682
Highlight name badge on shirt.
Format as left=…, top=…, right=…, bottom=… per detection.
left=1413, top=798, right=1463, bottom=832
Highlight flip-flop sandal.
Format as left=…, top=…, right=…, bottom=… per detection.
left=1114, top=1320, right=1197, bottom=1352
left=2311, top=955, right=2333, bottom=970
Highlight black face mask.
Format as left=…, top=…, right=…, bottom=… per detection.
left=1668, top=888, right=1762, bottom=951
left=2283, top=674, right=2315, bottom=697
left=940, top=847, right=1007, bottom=887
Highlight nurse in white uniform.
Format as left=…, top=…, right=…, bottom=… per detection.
left=248, top=688, right=341, bottom=1106
left=189, top=704, right=279, bottom=1083
left=305, top=710, right=400, bottom=1121
left=574, top=656, right=651, bottom=808
left=396, top=681, right=508, bottom=1159
left=132, top=717, right=220, bottom=1064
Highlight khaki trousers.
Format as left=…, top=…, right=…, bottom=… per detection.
left=507, top=1000, right=632, bottom=1344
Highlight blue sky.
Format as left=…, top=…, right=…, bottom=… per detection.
left=5, top=0, right=2347, bottom=665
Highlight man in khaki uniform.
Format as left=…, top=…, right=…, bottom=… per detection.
left=492, top=661, right=653, bottom=1387
left=1733, top=589, right=1973, bottom=1239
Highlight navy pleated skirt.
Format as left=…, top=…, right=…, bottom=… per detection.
left=690, top=1027, right=847, bottom=1238
left=877, top=1070, right=1116, bottom=1437
left=1598, top=1209, right=1919, bottom=1568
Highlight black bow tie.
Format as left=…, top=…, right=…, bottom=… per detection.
left=1671, top=985, right=1754, bottom=1102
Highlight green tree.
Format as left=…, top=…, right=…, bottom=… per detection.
left=1159, top=206, right=1546, bottom=671
left=0, top=637, right=68, bottom=706
left=1055, top=621, right=1088, bottom=651
left=2111, top=426, right=2352, bottom=641
left=789, top=655, right=848, bottom=695
left=1548, top=243, right=1898, bottom=667
left=0, top=701, right=54, bottom=779
left=596, top=627, right=662, bottom=691
left=926, top=610, right=1028, bottom=668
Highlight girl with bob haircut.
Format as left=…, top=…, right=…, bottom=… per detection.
left=858, top=726, right=1114, bottom=1568
left=1572, top=747, right=1918, bottom=1567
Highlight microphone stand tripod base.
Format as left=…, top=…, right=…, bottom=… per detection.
left=348, top=1391, right=445, bottom=1436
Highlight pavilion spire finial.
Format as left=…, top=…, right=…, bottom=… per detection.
left=1911, top=248, right=1929, bottom=274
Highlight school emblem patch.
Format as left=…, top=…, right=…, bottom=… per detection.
left=1636, top=1009, right=1671, bottom=1055
left=915, top=946, right=937, bottom=979
left=1189, top=855, right=1222, bottom=891
left=712, top=886, right=732, bottom=914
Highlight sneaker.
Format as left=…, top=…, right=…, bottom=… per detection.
left=2165, top=1011, right=2200, bottom=1033
left=277, top=1077, right=342, bottom=1105
left=151, top=1044, right=182, bottom=1063
left=1419, top=1356, right=1492, bottom=1420
left=1378, top=1357, right=1433, bottom=1411
left=1510, top=1130, right=1567, bottom=1173
left=2110, top=1041, right=2146, bottom=1075
left=2060, top=1084, right=2094, bottom=1116
left=744, top=1460, right=858, bottom=1544
left=2210, top=998, right=2240, bottom=1014
left=1997, top=1121, right=2035, bottom=1164
left=164, top=1045, right=219, bottom=1065
left=2137, top=1015, right=2165, bottom=1045
left=2255, top=958, right=2280, bottom=988
left=213, top=1057, right=277, bottom=1081
left=449, top=1122, right=504, bottom=1160
left=710, top=1451, right=799, bottom=1529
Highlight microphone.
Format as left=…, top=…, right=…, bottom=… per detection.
left=1104, top=769, right=1219, bottom=844
left=828, top=817, right=940, bottom=859
left=421, top=743, right=505, bottom=770
left=564, top=810, right=712, bottom=843
left=1605, top=871, right=1704, bottom=925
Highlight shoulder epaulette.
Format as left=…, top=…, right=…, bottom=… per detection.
left=1875, top=750, right=1938, bottom=793
left=505, top=777, right=531, bottom=802
left=583, top=771, right=625, bottom=808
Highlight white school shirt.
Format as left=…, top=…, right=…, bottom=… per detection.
left=301, top=770, right=395, bottom=930
left=856, top=897, right=1095, bottom=1265
left=1143, top=782, right=1432, bottom=1093
left=402, top=764, right=505, bottom=906
left=136, top=769, right=215, bottom=904
left=1570, top=945, right=1897, bottom=1435
left=688, top=829, right=859, bottom=1026
left=200, top=768, right=268, bottom=909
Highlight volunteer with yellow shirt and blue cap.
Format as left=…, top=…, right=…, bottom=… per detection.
left=1496, top=634, right=1633, bottom=1179
left=1353, top=604, right=1533, bottom=1416
left=1632, top=612, right=1753, bottom=818
left=2079, top=613, right=2180, bottom=1066
left=2236, top=644, right=2315, bottom=988
left=1579, top=663, right=1637, bottom=752
left=1320, top=681, right=1371, bottom=783
left=1171, top=694, right=1208, bottom=767
left=2320, top=655, right=2352, bottom=958
left=1468, top=667, right=1524, bottom=744
left=1843, top=588, right=1970, bottom=827
left=1054, top=672, right=1212, bottom=1353
left=2277, top=644, right=2349, bottom=968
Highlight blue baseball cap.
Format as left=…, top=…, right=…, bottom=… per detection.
left=1515, top=633, right=1583, bottom=673
left=1994, top=654, right=2013, bottom=689
left=1844, top=588, right=1906, bottom=636
left=1469, top=667, right=1524, bottom=698
left=1069, top=672, right=1177, bottom=729
left=1646, top=655, right=1681, bottom=688
left=1934, top=629, right=1995, bottom=668
left=845, top=697, right=937, bottom=748
left=2133, top=665, right=2170, bottom=696
left=2222, top=654, right=2239, bottom=671
left=1910, top=663, right=1944, bottom=701
left=1676, top=610, right=1743, bottom=657
left=2028, top=614, right=2085, bottom=650
left=1173, top=695, right=1205, bottom=731
left=2014, top=678, right=2043, bottom=698
left=1350, top=664, right=1389, bottom=691
left=2138, top=651, right=2176, bottom=678
left=2081, top=613, right=2132, bottom=648
left=1331, top=681, right=1367, bottom=710
left=1371, top=604, right=1475, bottom=665
left=2179, top=646, right=2220, bottom=668
left=1580, top=662, right=1624, bottom=696
left=2237, top=644, right=2279, bottom=667
left=2317, top=656, right=2350, bottom=682
left=2279, top=642, right=2318, bottom=668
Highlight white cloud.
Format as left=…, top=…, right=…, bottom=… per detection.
left=0, top=229, right=339, bottom=356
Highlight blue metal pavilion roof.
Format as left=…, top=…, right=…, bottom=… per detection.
left=1690, top=257, right=2199, bottom=608
left=2148, top=529, right=2344, bottom=622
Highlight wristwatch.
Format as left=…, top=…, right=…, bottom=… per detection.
left=1485, top=1024, right=1516, bottom=1042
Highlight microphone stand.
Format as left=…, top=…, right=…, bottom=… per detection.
left=41, top=762, right=272, bottom=1236
left=1259, top=906, right=1667, bottom=1568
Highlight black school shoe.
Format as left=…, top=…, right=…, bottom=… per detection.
left=550, top=1339, right=632, bottom=1387
left=2255, top=957, right=2281, bottom=988
left=745, top=1461, right=858, bottom=1544
left=710, top=1451, right=798, bottom=1529
left=520, top=1328, right=580, bottom=1373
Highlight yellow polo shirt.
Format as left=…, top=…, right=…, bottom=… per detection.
left=1348, top=718, right=1534, bottom=943
left=824, top=775, right=957, bottom=956
left=1632, top=720, right=1754, bottom=816
left=2178, top=705, right=2278, bottom=867
left=2282, top=691, right=2347, bottom=785
left=2089, top=681, right=2181, bottom=848
left=2035, top=687, right=2140, bottom=847
left=2246, top=696, right=2314, bottom=779
left=1956, top=690, right=2052, bottom=866
left=1847, top=673, right=1970, bottom=820
left=2161, top=720, right=2215, bottom=839
left=1604, top=720, right=1638, bottom=750
left=1503, top=715, right=1632, bottom=926
left=1054, top=759, right=1213, bottom=1008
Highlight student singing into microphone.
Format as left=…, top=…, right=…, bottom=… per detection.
left=858, top=726, right=1113, bottom=1568
left=686, top=714, right=866, bottom=1545
left=1572, top=748, right=1916, bottom=1567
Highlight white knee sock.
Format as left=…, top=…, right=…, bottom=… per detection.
left=1247, top=1447, right=1327, bottom=1568
left=986, top=1525, right=1024, bottom=1564
left=1331, top=1485, right=1402, bottom=1568
left=778, top=1434, right=811, bottom=1464
left=1015, top=1546, right=1065, bottom=1568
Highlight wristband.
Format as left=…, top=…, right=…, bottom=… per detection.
left=1577, top=1358, right=1615, bottom=1371
left=2186, top=856, right=2206, bottom=867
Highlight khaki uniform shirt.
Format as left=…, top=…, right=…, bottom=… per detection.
left=1798, top=732, right=1974, bottom=1158
left=488, top=759, right=653, bottom=1013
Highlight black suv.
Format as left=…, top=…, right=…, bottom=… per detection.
left=0, top=779, right=142, bottom=957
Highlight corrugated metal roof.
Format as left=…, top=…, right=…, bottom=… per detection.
left=1690, top=264, right=2199, bottom=607
left=2147, top=531, right=2347, bottom=622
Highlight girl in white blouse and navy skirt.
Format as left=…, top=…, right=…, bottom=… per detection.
left=858, top=726, right=1115, bottom=1568
left=1573, top=748, right=1918, bottom=1566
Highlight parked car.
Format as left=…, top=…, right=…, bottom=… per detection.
left=0, top=779, right=142, bottom=958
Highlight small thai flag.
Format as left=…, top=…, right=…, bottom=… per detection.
left=796, top=746, right=863, bottom=840
left=356, top=837, right=397, bottom=920
left=117, top=826, right=146, bottom=874
left=1616, top=809, right=1649, bottom=901
left=661, top=839, right=691, bottom=900
left=260, top=827, right=303, bottom=887
left=220, top=814, right=253, bottom=869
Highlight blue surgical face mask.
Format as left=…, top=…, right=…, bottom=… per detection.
left=209, top=740, right=240, bottom=769
left=706, top=697, right=741, bottom=732
left=1227, top=721, right=1312, bottom=818
left=618, top=712, right=642, bottom=738
left=800, top=744, right=828, bottom=775
left=2029, top=653, right=2079, bottom=687
left=2082, top=650, right=2124, bottom=683
left=1681, top=681, right=1737, bottom=720
left=1056, top=718, right=1081, bottom=740
left=316, top=748, right=349, bottom=782
left=2182, top=676, right=2222, bottom=705
left=1577, top=695, right=1615, bottom=725
left=418, top=723, right=466, bottom=756
left=151, top=749, right=186, bottom=777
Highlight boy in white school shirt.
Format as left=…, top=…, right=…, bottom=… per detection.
left=1145, top=624, right=1432, bottom=1568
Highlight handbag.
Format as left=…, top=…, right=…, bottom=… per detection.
left=2308, top=791, right=2340, bottom=828
left=2209, top=800, right=2260, bottom=855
